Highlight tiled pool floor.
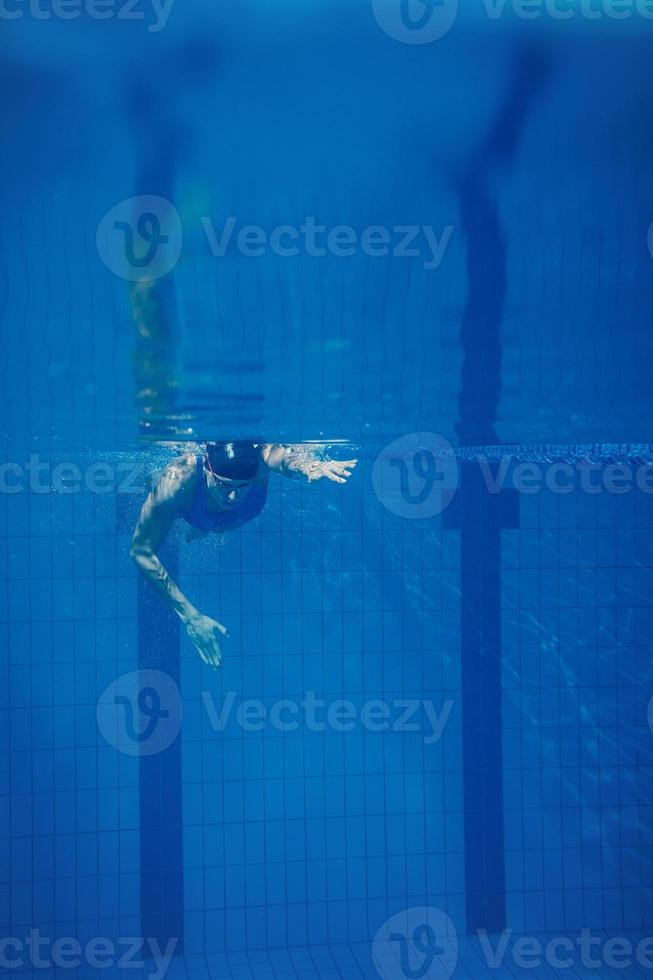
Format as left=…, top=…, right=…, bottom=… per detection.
left=6, top=933, right=653, bottom=979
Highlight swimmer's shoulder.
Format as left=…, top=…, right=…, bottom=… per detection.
left=155, top=451, right=200, bottom=507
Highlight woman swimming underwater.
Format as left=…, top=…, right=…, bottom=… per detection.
left=131, top=442, right=357, bottom=667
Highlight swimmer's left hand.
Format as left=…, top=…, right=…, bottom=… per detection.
left=184, top=611, right=228, bottom=669
left=308, top=459, right=358, bottom=484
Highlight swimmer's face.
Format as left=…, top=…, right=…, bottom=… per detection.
left=204, top=466, right=250, bottom=508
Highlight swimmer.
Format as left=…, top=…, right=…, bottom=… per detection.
left=130, top=442, right=357, bottom=667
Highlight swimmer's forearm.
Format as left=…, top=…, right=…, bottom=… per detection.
left=264, top=445, right=356, bottom=484
left=130, top=548, right=199, bottom=622
left=281, top=457, right=318, bottom=480
left=264, top=445, right=319, bottom=481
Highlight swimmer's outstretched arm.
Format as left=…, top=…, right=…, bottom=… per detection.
left=261, top=445, right=357, bottom=484
left=130, top=456, right=226, bottom=668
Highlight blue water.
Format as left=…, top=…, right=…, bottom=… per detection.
left=3, top=2, right=653, bottom=977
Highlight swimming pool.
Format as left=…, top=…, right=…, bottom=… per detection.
left=2, top=2, right=653, bottom=978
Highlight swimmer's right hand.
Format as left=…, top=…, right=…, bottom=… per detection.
left=184, top=611, right=228, bottom=668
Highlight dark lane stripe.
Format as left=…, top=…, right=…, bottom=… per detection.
left=116, top=495, right=184, bottom=951
left=123, top=55, right=188, bottom=950
left=449, top=47, right=549, bottom=933
left=444, top=468, right=518, bottom=931
left=137, top=541, right=184, bottom=949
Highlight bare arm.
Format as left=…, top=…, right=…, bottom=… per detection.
left=261, top=444, right=357, bottom=484
left=130, top=457, right=196, bottom=618
left=130, top=455, right=226, bottom=667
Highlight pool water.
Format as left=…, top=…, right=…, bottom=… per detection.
left=3, top=2, right=653, bottom=978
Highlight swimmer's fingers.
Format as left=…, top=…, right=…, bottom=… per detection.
left=207, top=623, right=227, bottom=668
left=202, top=646, right=221, bottom=669
left=197, top=639, right=221, bottom=669
left=321, top=462, right=351, bottom=484
left=186, top=614, right=226, bottom=668
left=337, top=459, right=358, bottom=477
left=326, top=460, right=358, bottom=482
left=321, top=463, right=345, bottom=484
left=203, top=637, right=223, bottom=669
left=209, top=650, right=221, bottom=669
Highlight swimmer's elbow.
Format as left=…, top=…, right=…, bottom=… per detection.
left=130, top=541, right=151, bottom=567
